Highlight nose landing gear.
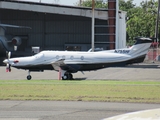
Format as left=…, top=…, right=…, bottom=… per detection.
left=27, top=75, right=32, bottom=80
left=27, top=71, right=32, bottom=80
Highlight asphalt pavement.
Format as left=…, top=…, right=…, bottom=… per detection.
left=0, top=101, right=160, bottom=120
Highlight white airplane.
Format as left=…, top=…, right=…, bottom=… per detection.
left=3, top=37, right=152, bottom=80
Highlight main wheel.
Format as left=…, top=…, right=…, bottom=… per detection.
left=62, top=75, right=67, bottom=80
left=27, top=75, right=32, bottom=80
left=62, top=73, right=73, bottom=80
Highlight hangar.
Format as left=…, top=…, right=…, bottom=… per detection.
left=0, top=0, right=126, bottom=56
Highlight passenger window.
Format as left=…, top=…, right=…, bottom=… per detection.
left=70, top=56, right=74, bottom=60
left=81, top=56, right=84, bottom=60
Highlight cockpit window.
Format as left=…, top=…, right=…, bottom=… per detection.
left=34, top=53, right=44, bottom=59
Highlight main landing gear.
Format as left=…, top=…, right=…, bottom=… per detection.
left=27, top=71, right=32, bottom=80
left=62, top=72, right=73, bottom=80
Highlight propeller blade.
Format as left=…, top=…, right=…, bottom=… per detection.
left=4, top=51, right=12, bottom=72
left=8, top=51, right=11, bottom=59
left=6, top=63, right=9, bottom=72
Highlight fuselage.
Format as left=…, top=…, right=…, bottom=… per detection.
left=3, top=50, right=144, bottom=72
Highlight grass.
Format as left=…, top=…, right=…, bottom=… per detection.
left=0, top=80, right=160, bottom=103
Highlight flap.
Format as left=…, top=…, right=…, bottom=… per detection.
left=51, top=59, right=65, bottom=71
left=51, top=59, right=81, bottom=73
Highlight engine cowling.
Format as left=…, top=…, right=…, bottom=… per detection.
left=12, top=37, right=21, bottom=46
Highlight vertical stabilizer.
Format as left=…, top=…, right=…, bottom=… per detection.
left=128, top=37, right=152, bottom=57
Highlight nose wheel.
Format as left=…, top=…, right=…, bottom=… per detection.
left=27, top=71, right=32, bottom=80
left=27, top=75, right=32, bottom=80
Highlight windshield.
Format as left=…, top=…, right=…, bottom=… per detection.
left=34, top=53, right=44, bottom=59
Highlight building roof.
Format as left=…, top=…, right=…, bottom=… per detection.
left=0, top=0, right=108, bottom=20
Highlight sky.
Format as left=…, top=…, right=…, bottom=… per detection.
left=17, top=0, right=145, bottom=6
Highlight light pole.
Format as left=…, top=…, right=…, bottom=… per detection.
left=80, top=0, right=82, bottom=6
left=91, top=0, right=95, bottom=52
left=155, top=0, right=160, bottom=40
left=154, top=0, right=160, bottom=62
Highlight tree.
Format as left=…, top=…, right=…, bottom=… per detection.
left=76, top=0, right=160, bottom=45
left=76, top=0, right=108, bottom=8
left=127, top=0, right=158, bottom=44
left=119, top=0, right=136, bottom=45
left=119, top=0, right=135, bottom=11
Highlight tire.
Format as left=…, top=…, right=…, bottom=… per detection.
left=68, top=73, right=73, bottom=80
left=62, top=75, right=68, bottom=80
left=27, top=75, right=32, bottom=80
left=62, top=72, right=73, bottom=80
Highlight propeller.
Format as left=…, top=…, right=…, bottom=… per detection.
left=5, top=51, right=11, bottom=72
left=8, top=51, right=11, bottom=59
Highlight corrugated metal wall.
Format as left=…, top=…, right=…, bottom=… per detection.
left=0, top=9, right=109, bottom=51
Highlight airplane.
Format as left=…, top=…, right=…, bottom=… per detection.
left=3, top=37, right=152, bottom=80
left=0, top=23, right=31, bottom=65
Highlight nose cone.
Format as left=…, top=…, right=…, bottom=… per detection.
left=3, top=59, right=8, bottom=64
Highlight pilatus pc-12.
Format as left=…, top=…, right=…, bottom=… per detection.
left=3, top=37, right=152, bottom=80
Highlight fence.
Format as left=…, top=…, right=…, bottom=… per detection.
left=145, top=48, right=160, bottom=61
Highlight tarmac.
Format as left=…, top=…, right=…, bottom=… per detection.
left=0, top=101, right=160, bottom=120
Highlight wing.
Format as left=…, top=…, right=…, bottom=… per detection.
left=0, top=24, right=32, bottom=29
left=51, top=59, right=81, bottom=73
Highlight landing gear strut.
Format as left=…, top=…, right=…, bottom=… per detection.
left=62, top=72, right=73, bottom=80
left=27, top=71, right=32, bottom=80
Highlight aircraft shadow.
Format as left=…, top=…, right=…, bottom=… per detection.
left=72, top=78, right=87, bottom=81
left=126, top=64, right=160, bottom=69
